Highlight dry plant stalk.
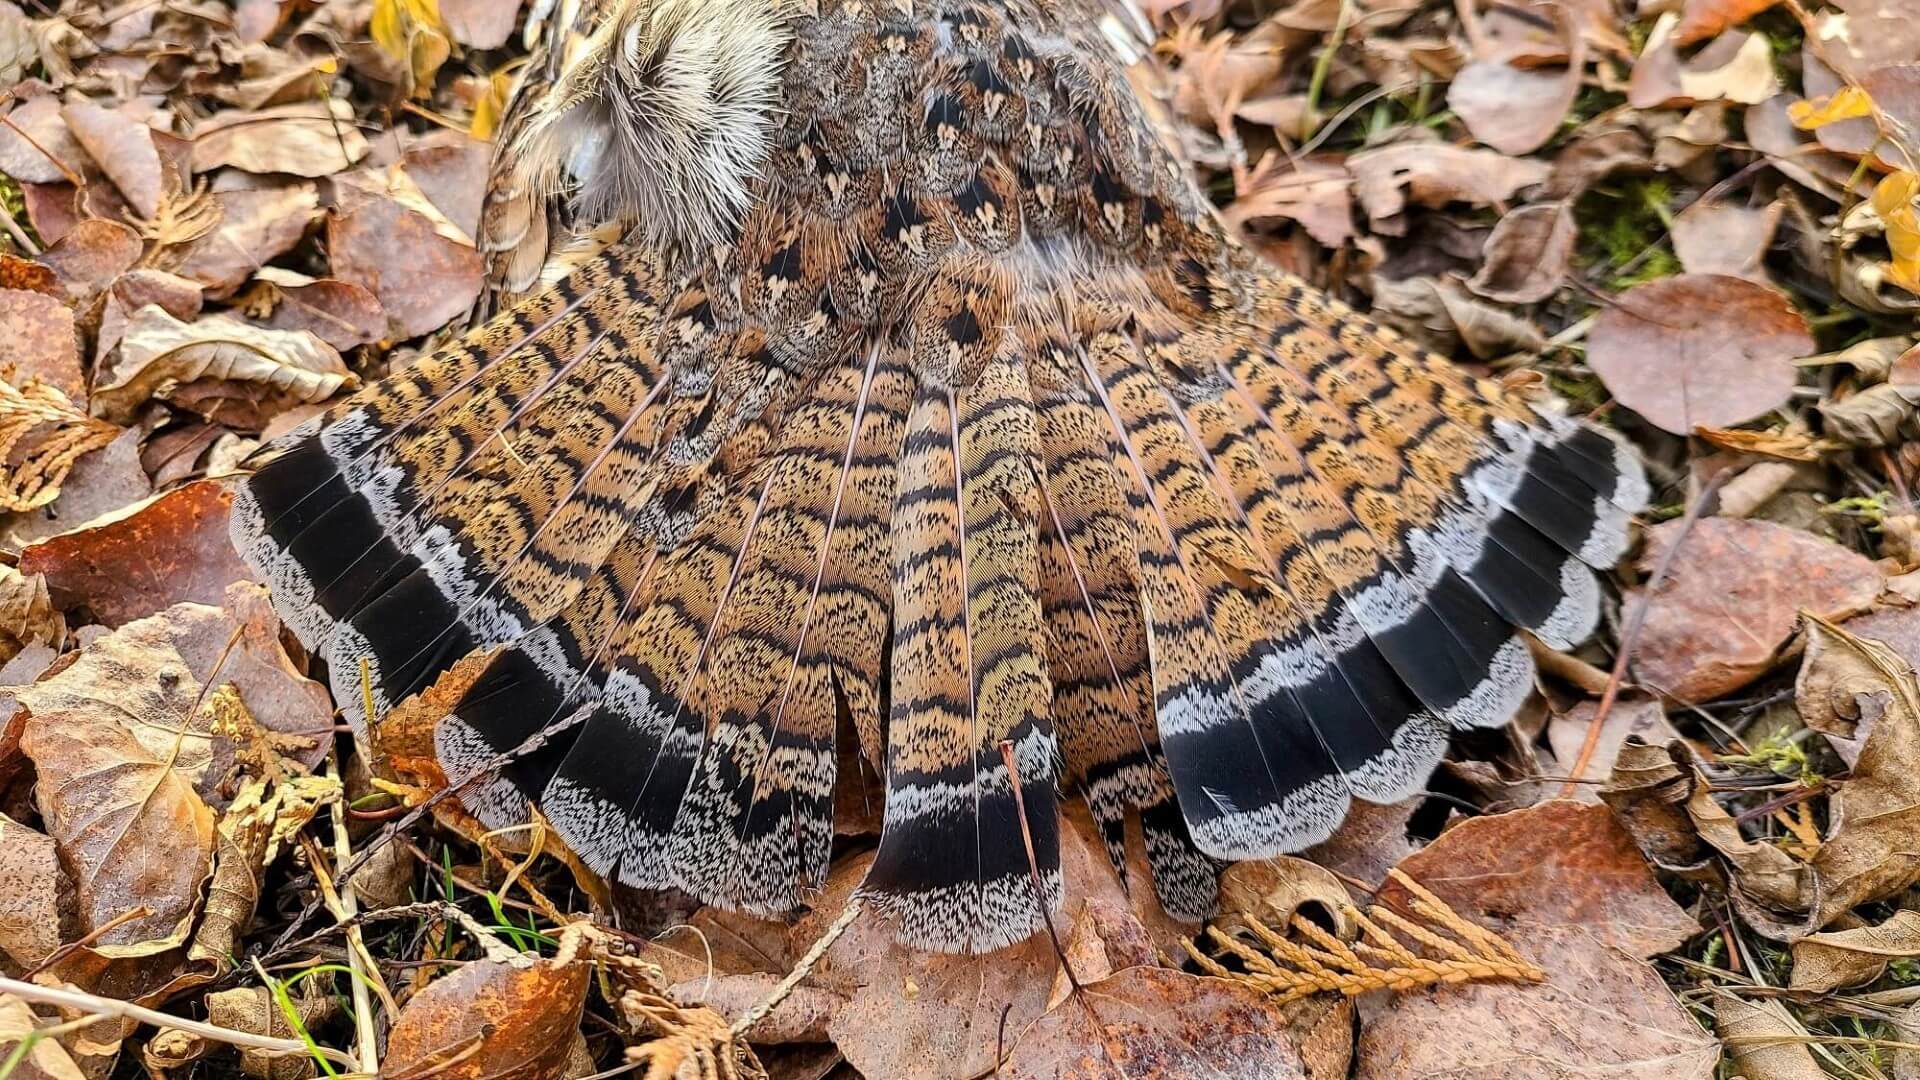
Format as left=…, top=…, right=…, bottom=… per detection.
left=1186, top=868, right=1545, bottom=1003
left=0, top=374, right=120, bottom=512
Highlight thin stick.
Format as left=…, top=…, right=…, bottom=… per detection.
left=23, top=906, right=153, bottom=978
left=324, top=752, right=389, bottom=1071
left=1561, top=467, right=1727, bottom=793
left=729, top=899, right=862, bottom=1039
left=0, top=975, right=356, bottom=1067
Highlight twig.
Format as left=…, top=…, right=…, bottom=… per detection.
left=0, top=197, right=38, bottom=256
left=1560, top=467, right=1728, bottom=794
left=728, top=899, right=862, bottom=1039
left=22, top=906, right=153, bottom=978
left=0, top=975, right=356, bottom=1067
left=324, top=751, right=389, bottom=1072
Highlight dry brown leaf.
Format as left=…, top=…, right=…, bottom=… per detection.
left=16, top=613, right=217, bottom=950
left=0, top=563, right=65, bottom=663
left=383, top=952, right=591, bottom=1080
left=1542, top=696, right=1680, bottom=802
left=19, top=481, right=256, bottom=627
left=1356, top=801, right=1715, bottom=1080
left=1671, top=201, right=1784, bottom=284
left=239, top=269, right=387, bottom=350
left=0, top=375, right=122, bottom=513
left=3, top=426, right=154, bottom=549
left=1790, top=615, right=1920, bottom=930
left=1346, top=143, right=1548, bottom=232
left=1694, top=425, right=1835, bottom=462
left=1818, top=382, right=1920, bottom=447
left=1304, top=798, right=1418, bottom=886
left=798, top=803, right=1191, bottom=1080
left=1469, top=201, right=1577, bottom=303
left=1683, top=758, right=1811, bottom=913
left=1586, top=273, right=1812, bottom=436
left=1626, top=517, right=1883, bottom=701
left=438, top=0, right=522, bottom=53
left=1746, top=95, right=1876, bottom=203
left=1543, top=127, right=1653, bottom=200
left=190, top=100, right=369, bottom=177
left=1224, top=156, right=1354, bottom=249
left=92, top=305, right=355, bottom=424
left=203, top=985, right=336, bottom=1079
left=1599, top=739, right=1710, bottom=875
left=95, top=269, right=206, bottom=367
left=669, top=973, right=845, bottom=1045
left=0, top=812, right=69, bottom=971
left=61, top=100, right=165, bottom=219
left=0, top=97, right=83, bottom=185
left=329, top=177, right=485, bottom=340
left=36, top=217, right=142, bottom=304
left=173, top=183, right=322, bottom=296
left=0, top=994, right=88, bottom=1080
left=1630, top=18, right=1779, bottom=109
left=1000, top=967, right=1308, bottom=1080
left=1789, top=909, right=1920, bottom=992
left=1449, top=19, right=1586, bottom=157
left=1714, top=993, right=1822, bottom=1080
left=1370, top=275, right=1546, bottom=359
left=0, top=288, right=82, bottom=400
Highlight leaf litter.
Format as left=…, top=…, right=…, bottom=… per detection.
left=7, top=0, right=1920, bottom=1075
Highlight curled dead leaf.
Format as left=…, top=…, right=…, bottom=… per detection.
left=0, top=563, right=65, bottom=664
left=1346, top=143, right=1548, bottom=232
left=190, top=100, right=369, bottom=177
left=1790, top=615, right=1920, bottom=930
left=1788, top=909, right=1920, bottom=992
left=1714, top=992, right=1821, bottom=1080
left=1469, top=201, right=1578, bottom=303
left=0, top=813, right=70, bottom=971
left=17, top=614, right=218, bottom=950
left=0, top=994, right=88, bottom=1080
left=91, top=306, right=355, bottom=424
left=173, top=184, right=322, bottom=296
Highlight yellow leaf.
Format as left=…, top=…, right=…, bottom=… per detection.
left=1873, top=171, right=1919, bottom=219
left=470, top=66, right=516, bottom=141
left=1789, top=85, right=1875, bottom=129
left=369, top=0, right=449, bottom=96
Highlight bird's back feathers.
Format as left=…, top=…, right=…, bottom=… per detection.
left=232, top=0, right=1645, bottom=952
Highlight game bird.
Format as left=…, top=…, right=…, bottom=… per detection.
left=231, top=0, right=1647, bottom=953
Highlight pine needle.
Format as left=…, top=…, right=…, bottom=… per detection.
left=1186, top=868, right=1545, bottom=1003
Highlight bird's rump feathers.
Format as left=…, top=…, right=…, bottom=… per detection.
left=231, top=0, right=1645, bottom=953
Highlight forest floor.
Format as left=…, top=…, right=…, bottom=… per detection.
left=2, top=0, right=1919, bottom=1076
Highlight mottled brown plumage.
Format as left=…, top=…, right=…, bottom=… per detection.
left=233, top=0, right=1645, bottom=953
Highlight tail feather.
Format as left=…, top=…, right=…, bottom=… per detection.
left=1078, top=327, right=1353, bottom=861
left=1029, top=334, right=1219, bottom=921
left=665, top=348, right=908, bottom=912
left=863, top=335, right=1062, bottom=953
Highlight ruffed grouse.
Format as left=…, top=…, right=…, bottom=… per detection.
left=231, top=0, right=1647, bottom=952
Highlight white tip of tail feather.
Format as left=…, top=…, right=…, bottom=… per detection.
left=511, top=0, right=793, bottom=249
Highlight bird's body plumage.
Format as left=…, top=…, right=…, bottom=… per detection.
left=232, top=0, right=1645, bottom=952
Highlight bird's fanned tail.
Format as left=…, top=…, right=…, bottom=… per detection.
left=231, top=0, right=1647, bottom=956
